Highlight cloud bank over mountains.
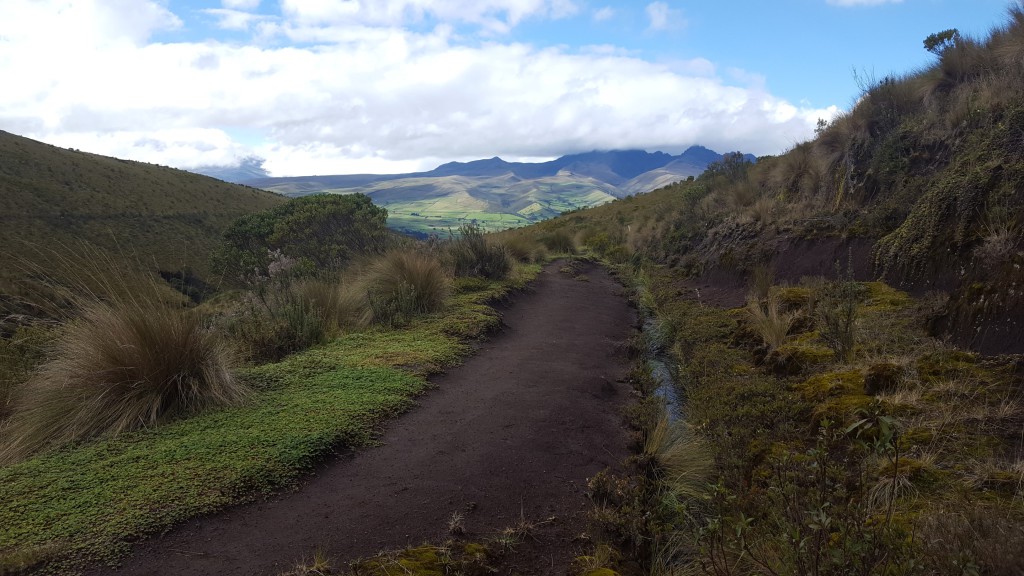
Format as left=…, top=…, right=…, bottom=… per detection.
left=0, top=0, right=838, bottom=176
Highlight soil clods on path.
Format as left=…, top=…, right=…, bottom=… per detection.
left=94, top=261, right=636, bottom=576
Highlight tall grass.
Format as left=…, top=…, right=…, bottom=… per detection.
left=0, top=325, right=52, bottom=423
left=448, top=225, right=513, bottom=280
left=363, top=250, right=448, bottom=327
left=745, top=290, right=799, bottom=350
left=501, top=235, right=539, bottom=263
left=643, top=414, right=713, bottom=500
left=1, top=300, right=243, bottom=464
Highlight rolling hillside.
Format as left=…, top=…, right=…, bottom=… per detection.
left=243, top=147, right=751, bottom=236
left=0, top=131, right=286, bottom=309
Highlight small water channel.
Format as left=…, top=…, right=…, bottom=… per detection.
left=641, top=316, right=684, bottom=423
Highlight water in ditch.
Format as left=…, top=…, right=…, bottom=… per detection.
left=642, top=316, right=683, bottom=423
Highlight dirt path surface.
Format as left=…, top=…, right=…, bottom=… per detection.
left=93, top=261, right=636, bottom=576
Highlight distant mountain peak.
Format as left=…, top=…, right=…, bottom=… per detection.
left=191, top=155, right=269, bottom=184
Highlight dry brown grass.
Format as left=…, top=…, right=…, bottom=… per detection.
left=744, top=290, right=799, bottom=350
left=363, top=250, right=449, bottom=327
left=644, top=414, right=713, bottom=500
left=1, top=299, right=243, bottom=464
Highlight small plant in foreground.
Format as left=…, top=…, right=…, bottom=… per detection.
left=280, top=547, right=332, bottom=576
left=1, top=299, right=243, bottom=464
left=448, top=511, right=466, bottom=535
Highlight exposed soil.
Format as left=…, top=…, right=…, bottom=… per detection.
left=90, top=261, right=636, bottom=576
left=684, top=235, right=1024, bottom=354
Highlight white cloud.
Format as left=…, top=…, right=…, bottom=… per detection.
left=0, top=0, right=181, bottom=47
left=826, top=0, right=903, bottom=6
left=593, top=6, right=615, bottom=21
left=279, top=0, right=579, bottom=33
left=645, top=1, right=685, bottom=31
left=223, top=0, right=261, bottom=9
left=0, top=0, right=835, bottom=176
left=203, top=8, right=273, bottom=31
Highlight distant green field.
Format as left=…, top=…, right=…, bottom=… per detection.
left=386, top=211, right=532, bottom=236
left=264, top=173, right=621, bottom=236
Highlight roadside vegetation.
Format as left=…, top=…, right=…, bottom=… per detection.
left=484, top=8, right=1024, bottom=574
left=0, top=190, right=540, bottom=574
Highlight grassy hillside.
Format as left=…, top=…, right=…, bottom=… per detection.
left=515, top=8, right=1024, bottom=354
left=0, top=130, right=286, bottom=306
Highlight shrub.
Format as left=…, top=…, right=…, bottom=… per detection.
left=231, top=298, right=327, bottom=363
left=816, top=278, right=861, bottom=363
left=363, top=250, right=448, bottom=327
left=540, top=230, right=576, bottom=254
left=500, top=235, right=537, bottom=262
left=1, top=300, right=243, bottom=464
left=212, top=193, right=389, bottom=285
left=448, top=225, right=512, bottom=280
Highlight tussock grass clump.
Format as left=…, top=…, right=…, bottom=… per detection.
left=364, top=250, right=448, bottom=327
left=1, top=300, right=243, bottom=464
left=745, top=290, right=799, bottom=350
left=448, top=225, right=513, bottom=280
left=643, top=414, right=712, bottom=500
left=500, top=235, right=538, bottom=263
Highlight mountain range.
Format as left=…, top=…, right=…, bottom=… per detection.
left=206, top=147, right=754, bottom=236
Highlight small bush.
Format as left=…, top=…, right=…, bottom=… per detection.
left=226, top=283, right=332, bottom=363
left=1, top=301, right=243, bottom=464
left=364, top=250, right=448, bottom=327
left=816, top=278, right=861, bottom=362
left=448, top=225, right=512, bottom=280
left=500, top=236, right=537, bottom=262
left=540, top=230, right=576, bottom=254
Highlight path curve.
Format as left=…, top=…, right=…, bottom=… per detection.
left=93, top=261, right=635, bottom=576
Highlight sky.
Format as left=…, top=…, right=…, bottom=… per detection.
left=0, top=0, right=1017, bottom=176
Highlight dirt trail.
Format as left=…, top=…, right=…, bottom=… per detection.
left=93, top=261, right=636, bottom=576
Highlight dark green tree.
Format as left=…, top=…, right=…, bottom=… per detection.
left=924, top=28, right=961, bottom=55
left=213, top=193, right=389, bottom=284
left=700, top=151, right=752, bottom=185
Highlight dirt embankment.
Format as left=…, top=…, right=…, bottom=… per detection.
left=685, top=236, right=1023, bottom=355
left=90, top=261, right=636, bottom=576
